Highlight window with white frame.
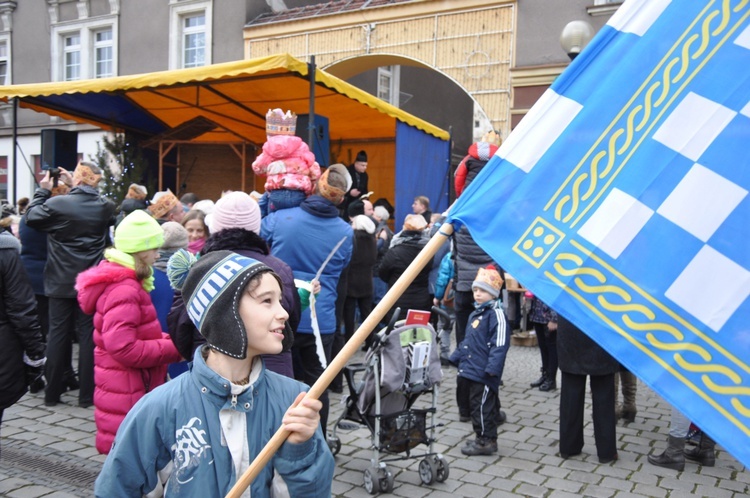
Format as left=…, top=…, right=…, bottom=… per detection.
left=63, top=33, right=81, bottom=81
left=169, top=1, right=212, bottom=70
left=183, top=13, right=205, bottom=68
left=94, top=29, right=113, bottom=78
left=51, top=17, right=118, bottom=81
left=0, top=39, right=8, bottom=85
left=377, top=65, right=400, bottom=107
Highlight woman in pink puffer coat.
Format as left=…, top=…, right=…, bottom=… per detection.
left=76, top=211, right=182, bottom=454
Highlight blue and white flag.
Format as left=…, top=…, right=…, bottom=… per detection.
left=448, top=0, right=750, bottom=467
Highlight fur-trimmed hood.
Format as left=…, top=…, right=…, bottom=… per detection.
left=200, top=227, right=269, bottom=256
left=76, top=261, right=138, bottom=315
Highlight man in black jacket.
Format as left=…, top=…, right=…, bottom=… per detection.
left=25, top=162, right=115, bottom=407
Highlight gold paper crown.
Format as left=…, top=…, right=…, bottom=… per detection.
left=266, top=108, right=297, bottom=136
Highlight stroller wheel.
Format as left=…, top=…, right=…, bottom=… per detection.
left=363, top=466, right=379, bottom=495
left=327, top=437, right=341, bottom=455
left=379, top=467, right=395, bottom=493
left=418, top=458, right=437, bottom=485
left=433, top=455, right=450, bottom=482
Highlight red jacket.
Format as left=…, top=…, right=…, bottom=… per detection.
left=76, top=261, right=181, bottom=454
left=454, top=141, right=499, bottom=197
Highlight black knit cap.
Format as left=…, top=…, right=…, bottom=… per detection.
left=347, top=200, right=365, bottom=218
left=181, top=250, right=280, bottom=359
left=355, top=150, right=368, bottom=162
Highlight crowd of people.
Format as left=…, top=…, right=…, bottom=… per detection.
left=0, top=117, right=718, bottom=495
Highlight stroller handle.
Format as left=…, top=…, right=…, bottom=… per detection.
left=385, top=307, right=402, bottom=337
left=431, top=306, right=451, bottom=322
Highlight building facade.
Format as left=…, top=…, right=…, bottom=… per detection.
left=0, top=0, right=619, bottom=203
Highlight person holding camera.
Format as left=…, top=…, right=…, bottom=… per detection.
left=0, top=214, right=46, bottom=446
left=25, top=162, right=116, bottom=408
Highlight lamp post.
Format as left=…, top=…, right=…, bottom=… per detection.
left=560, top=20, right=595, bottom=60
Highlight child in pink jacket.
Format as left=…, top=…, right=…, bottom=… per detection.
left=252, top=109, right=321, bottom=215
left=76, top=210, right=182, bottom=454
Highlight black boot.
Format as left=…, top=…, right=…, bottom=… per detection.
left=530, top=369, right=546, bottom=388
left=648, top=435, right=685, bottom=471
left=539, top=377, right=557, bottom=391
left=618, top=370, right=638, bottom=422
left=684, top=433, right=715, bottom=467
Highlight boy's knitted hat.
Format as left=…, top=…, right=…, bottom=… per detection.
left=114, top=210, right=164, bottom=254
left=472, top=265, right=503, bottom=299
left=160, top=221, right=189, bottom=252
left=209, top=191, right=261, bottom=235
left=355, top=150, right=368, bottom=162
left=173, top=250, right=279, bottom=359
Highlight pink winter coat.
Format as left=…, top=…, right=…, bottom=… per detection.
left=252, top=135, right=322, bottom=194
left=76, top=261, right=182, bottom=454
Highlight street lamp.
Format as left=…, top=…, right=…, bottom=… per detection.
left=560, top=20, right=595, bottom=60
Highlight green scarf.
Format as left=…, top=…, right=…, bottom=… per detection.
left=104, top=248, right=155, bottom=292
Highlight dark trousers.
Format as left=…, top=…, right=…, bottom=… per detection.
left=35, top=294, right=49, bottom=340
left=468, top=379, right=501, bottom=440
left=559, top=371, right=617, bottom=460
left=344, top=296, right=373, bottom=343
left=534, top=322, right=558, bottom=378
left=454, top=289, right=474, bottom=417
left=46, top=297, right=95, bottom=404
left=292, top=332, right=335, bottom=436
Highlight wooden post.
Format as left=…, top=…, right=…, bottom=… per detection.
left=225, top=222, right=454, bottom=498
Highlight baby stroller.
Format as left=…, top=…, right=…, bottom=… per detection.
left=329, top=308, right=449, bottom=494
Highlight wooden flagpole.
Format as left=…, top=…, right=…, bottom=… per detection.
left=225, top=222, right=454, bottom=498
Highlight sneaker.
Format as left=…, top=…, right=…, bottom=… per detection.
left=461, top=439, right=498, bottom=456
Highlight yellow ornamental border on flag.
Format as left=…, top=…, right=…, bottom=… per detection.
left=543, top=239, right=750, bottom=436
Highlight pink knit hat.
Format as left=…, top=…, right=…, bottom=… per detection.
left=208, top=191, right=261, bottom=235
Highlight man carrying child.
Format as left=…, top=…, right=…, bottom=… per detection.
left=450, top=265, right=509, bottom=456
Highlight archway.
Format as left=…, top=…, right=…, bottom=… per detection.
left=244, top=0, right=514, bottom=137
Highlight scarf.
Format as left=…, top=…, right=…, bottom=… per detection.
left=188, top=237, right=206, bottom=254
left=104, top=247, right=155, bottom=291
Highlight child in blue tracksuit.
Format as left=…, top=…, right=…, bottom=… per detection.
left=450, top=266, right=509, bottom=456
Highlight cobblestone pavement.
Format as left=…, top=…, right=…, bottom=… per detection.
left=1, top=344, right=748, bottom=497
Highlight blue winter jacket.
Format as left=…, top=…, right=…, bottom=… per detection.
left=434, top=251, right=455, bottom=306
left=450, top=300, right=509, bottom=392
left=94, top=347, right=334, bottom=497
left=261, top=195, right=353, bottom=335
